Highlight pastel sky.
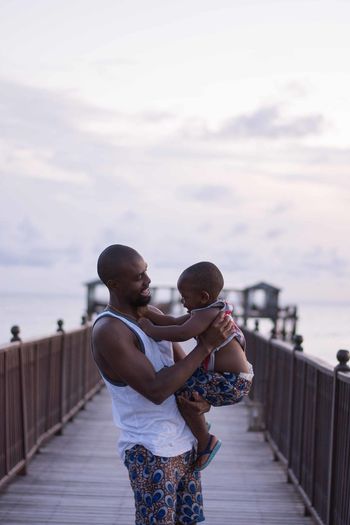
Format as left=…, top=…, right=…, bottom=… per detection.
left=1, top=0, right=349, bottom=303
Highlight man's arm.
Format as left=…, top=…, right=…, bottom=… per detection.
left=92, top=311, right=232, bottom=405
left=138, top=308, right=219, bottom=342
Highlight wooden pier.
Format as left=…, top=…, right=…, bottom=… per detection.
left=0, top=387, right=314, bottom=525
left=1, top=318, right=349, bottom=524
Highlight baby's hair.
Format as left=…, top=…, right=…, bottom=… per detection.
left=178, top=261, right=224, bottom=298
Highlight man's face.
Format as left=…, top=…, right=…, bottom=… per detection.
left=117, top=255, right=152, bottom=307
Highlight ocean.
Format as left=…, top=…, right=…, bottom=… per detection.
left=1, top=292, right=349, bottom=367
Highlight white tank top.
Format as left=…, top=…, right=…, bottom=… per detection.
left=93, top=311, right=195, bottom=459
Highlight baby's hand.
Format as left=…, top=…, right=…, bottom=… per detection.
left=138, top=317, right=153, bottom=334
left=137, top=306, right=150, bottom=319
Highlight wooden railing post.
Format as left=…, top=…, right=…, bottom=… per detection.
left=81, top=326, right=88, bottom=406
left=327, top=349, right=350, bottom=525
left=10, top=325, right=21, bottom=342
left=45, top=338, right=53, bottom=433
left=56, top=330, right=66, bottom=435
left=287, top=334, right=303, bottom=482
left=4, top=351, right=9, bottom=476
left=18, top=344, right=28, bottom=475
left=56, top=319, right=64, bottom=333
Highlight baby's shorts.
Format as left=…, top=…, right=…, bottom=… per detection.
left=176, top=366, right=253, bottom=407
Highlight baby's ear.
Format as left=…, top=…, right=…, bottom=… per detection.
left=200, top=290, right=210, bottom=303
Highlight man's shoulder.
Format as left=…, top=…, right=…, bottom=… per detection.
left=92, top=314, right=134, bottom=347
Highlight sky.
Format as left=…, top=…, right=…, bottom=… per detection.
left=1, top=0, right=350, bottom=305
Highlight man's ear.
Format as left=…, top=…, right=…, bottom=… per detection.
left=200, top=290, right=210, bottom=303
left=107, top=278, right=118, bottom=289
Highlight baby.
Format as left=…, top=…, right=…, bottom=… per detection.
left=138, top=261, right=253, bottom=471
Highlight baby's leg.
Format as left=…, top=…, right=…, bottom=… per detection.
left=214, top=338, right=250, bottom=374
left=176, top=392, right=221, bottom=470
left=176, top=369, right=222, bottom=470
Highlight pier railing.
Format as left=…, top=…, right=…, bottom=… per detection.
left=0, top=324, right=103, bottom=490
left=2, top=317, right=350, bottom=525
left=244, top=328, right=350, bottom=525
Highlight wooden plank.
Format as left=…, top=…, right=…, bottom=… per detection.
left=0, top=389, right=314, bottom=524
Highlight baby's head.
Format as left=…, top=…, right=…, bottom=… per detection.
left=177, top=261, right=224, bottom=311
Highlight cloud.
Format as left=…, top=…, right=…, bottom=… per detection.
left=301, top=145, right=350, bottom=165
left=0, top=218, right=80, bottom=267
left=182, top=105, right=325, bottom=141
left=0, top=78, right=128, bottom=179
left=265, top=228, right=285, bottom=239
left=230, top=222, right=250, bottom=235
left=269, top=202, right=293, bottom=215
left=302, top=247, right=349, bottom=275
left=140, top=110, right=176, bottom=123
left=3, top=147, right=89, bottom=184
left=219, top=106, right=324, bottom=139
left=179, top=184, right=233, bottom=202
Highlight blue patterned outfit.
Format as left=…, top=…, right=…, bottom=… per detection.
left=124, top=445, right=204, bottom=524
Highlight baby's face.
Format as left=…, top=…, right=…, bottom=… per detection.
left=177, top=280, right=203, bottom=312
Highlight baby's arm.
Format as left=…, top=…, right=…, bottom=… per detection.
left=138, top=305, right=190, bottom=326
left=139, top=308, right=219, bottom=342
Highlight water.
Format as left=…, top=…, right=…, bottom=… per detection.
left=1, top=292, right=349, bottom=367
left=0, top=292, right=86, bottom=344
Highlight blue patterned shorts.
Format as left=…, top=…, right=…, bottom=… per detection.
left=124, top=445, right=204, bottom=525
left=176, top=366, right=252, bottom=407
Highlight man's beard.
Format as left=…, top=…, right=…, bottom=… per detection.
left=131, top=294, right=152, bottom=308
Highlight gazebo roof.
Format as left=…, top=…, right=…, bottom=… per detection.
left=242, top=281, right=281, bottom=292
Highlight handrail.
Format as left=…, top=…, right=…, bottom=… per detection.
left=1, top=318, right=349, bottom=524
left=244, top=327, right=350, bottom=525
left=0, top=324, right=103, bottom=490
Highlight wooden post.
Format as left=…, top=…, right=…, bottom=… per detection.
left=18, top=344, right=28, bottom=475
left=287, top=335, right=303, bottom=482
left=327, top=349, right=350, bottom=525
left=4, top=351, right=9, bottom=475
left=56, top=331, right=66, bottom=435
left=281, top=316, right=287, bottom=341
left=45, top=338, right=53, bottom=433
left=57, top=319, right=64, bottom=333
left=10, top=325, right=21, bottom=342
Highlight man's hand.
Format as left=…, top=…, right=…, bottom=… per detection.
left=198, top=311, right=236, bottom=352
left=177, top=391, right=210, bottom=416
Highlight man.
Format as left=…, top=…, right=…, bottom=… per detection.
left=92, top=244, right=235, bottom=525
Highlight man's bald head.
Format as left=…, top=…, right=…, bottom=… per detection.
left=97, top=244, right=141, bottom=287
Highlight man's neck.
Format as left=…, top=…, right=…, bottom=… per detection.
left=107, top=301, right=138, bottom=321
